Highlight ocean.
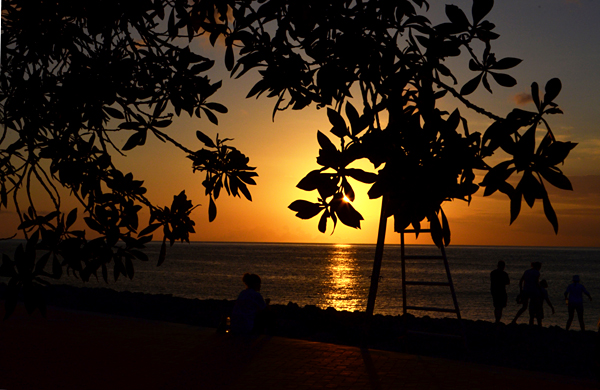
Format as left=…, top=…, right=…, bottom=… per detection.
left=1, top=241, right=599, bottom=328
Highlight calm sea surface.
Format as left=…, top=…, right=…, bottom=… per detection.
left=1, top=241, right=599, bottom=328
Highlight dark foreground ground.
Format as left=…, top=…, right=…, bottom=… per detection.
left=2, top=283, right=599, bottom=381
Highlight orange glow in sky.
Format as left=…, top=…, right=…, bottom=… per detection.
left=2, top=1, right=599, bottom=248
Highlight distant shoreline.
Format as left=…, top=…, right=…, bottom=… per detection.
left=2, top=282, right=598, bottom=381
left=2, top=238, right=600, bottom=249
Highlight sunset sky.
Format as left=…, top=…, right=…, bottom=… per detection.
left=4, top=0, right=600, bottom=247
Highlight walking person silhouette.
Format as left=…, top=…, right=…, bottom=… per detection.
left=528, top=279, right=555, bottom=326
left=511, top=262, right=542, bottom=324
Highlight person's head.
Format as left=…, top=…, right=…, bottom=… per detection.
left=540, top=279, right=548, bottom=289
left=243, top=273, right=262, bottom=291
left=497, top=260, right=505, bottom=271
left=572, top=275, right=580, bottom=284
left=531, top=262, right=542, bottom=271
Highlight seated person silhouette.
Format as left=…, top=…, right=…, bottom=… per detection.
left=230, top=273, right=270, bottom=335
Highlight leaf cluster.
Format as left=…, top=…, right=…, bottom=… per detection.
left=0, top=0, right=256, bottom=317
left=0, top=0, right=577, bottom=318
left=189, top=131, right=258, bottom=222
left=221, top=0, right=574, bottom=246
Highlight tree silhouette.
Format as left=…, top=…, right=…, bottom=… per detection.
left=0, top=0, right=258, bottom=318
left=0, top=0, right=576, bottom=319
left=233, top=0, right=575, bottom=315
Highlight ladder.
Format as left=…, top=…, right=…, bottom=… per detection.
left=400, top=229, right=466, bottom=344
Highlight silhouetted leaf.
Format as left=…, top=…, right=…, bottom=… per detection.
left=84, top=217, right=103, bottom=232
left=318, top=211, right=328, bottom=233
left=536, top=132, right=553, bottom=155
left=531, top=82, right=541, bottom=110
left=289, top=200, right=324, bottom=219
left=317, top=131, right=337, bottom=153
left=238, top=182, right=252, bottom=201
left=543, top=78, right=562, bottom=105
left=66, top=208, right=77, bottom=229
left=490, top=72, right=516, bottom=88
left=510, top=190, right=522, bottom=224
left=482, top=74, right=492, bottom=93
left=472, top=0, right=494, bottom=25
left=246, top=79, right=267, bottom=98
left=225, top=45, right=234, bottom=71
left=151, top=120, right=172, bottom=128
left=118, top=121, right=141, bottom=130
left=518, top=171, right=544, bottom=208
left=202, top=107, right=219, bottom=125
left=168, top=8, right=177, bottom=38
left=344, top=103, right=361, bottom=136
left=543, top=141, right=576, bottom=166
left=327, top=108, right=348, bottom=138
left=342, top=179, right=355, bottom=202
left=445, top=5, right=470, bottom=30
left=343, top=169, right=378, bottom=184
left=331, top=194, right=363, bottom=229
left=190, top=61, right=214, bottom=74
left=490, top=57, right=521, bottom=70
left=544, top=107, right=563, bottom=115
left=1, top=182, right=7, bottom=207
left=460, top=74, right=482, bottom=95
left=481, top=161, right=515, bottom=196
left=515, top=124, right=537, bottom=168
left=297, top=170, right=324, bottom=191
left=34, top=252, right=51, bottom=275
left=539, top=167, right=573, bottom=190
left=205, top=102, right=228, bottom=113
left=429, top=211, right=443, bottom=248
left=208, top=196, right=217, bottom=222
left=157, top=239, right=167, bottom=267
left=130, top=250, right=148, bottom=262
left=122, top=131, right=146, bottom=151
left=468, top=59, right=480, bottom=71
left=317, top=178, right=339, bottom=200
left=196, top=131, right=216, bottom=147
left=543, top=195, right=558, bottom=234
left=138, top=223, right=161, bottom=237
left=104, top=107, right=125, bottom=119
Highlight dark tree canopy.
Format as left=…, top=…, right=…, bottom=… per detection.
left=0, top=0, right=576, bottom=318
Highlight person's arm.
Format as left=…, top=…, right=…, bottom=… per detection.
left=584, top=286, right=592, bottom=301
left=564, top=286, right=570, bottom=303
left=519, top=274, right=524, bottom=292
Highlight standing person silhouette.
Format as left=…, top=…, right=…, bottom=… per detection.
left=511, top=262, right=542, bottom=324
left=565, top=275, right=592, bottom=331
left=230, top=273, right=270, bottom=335
left=490, top=260, right=510, bottom=324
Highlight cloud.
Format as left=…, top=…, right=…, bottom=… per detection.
left=512, top=92, right=533, bottom=106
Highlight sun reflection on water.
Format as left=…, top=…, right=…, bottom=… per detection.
left=324, top=246, right=362, bottom=312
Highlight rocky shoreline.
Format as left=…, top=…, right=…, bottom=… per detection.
left=2, top=283, right=599, bottom=380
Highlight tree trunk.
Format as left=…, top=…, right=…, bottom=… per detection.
left=365, top=195, right=388, bottom=317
